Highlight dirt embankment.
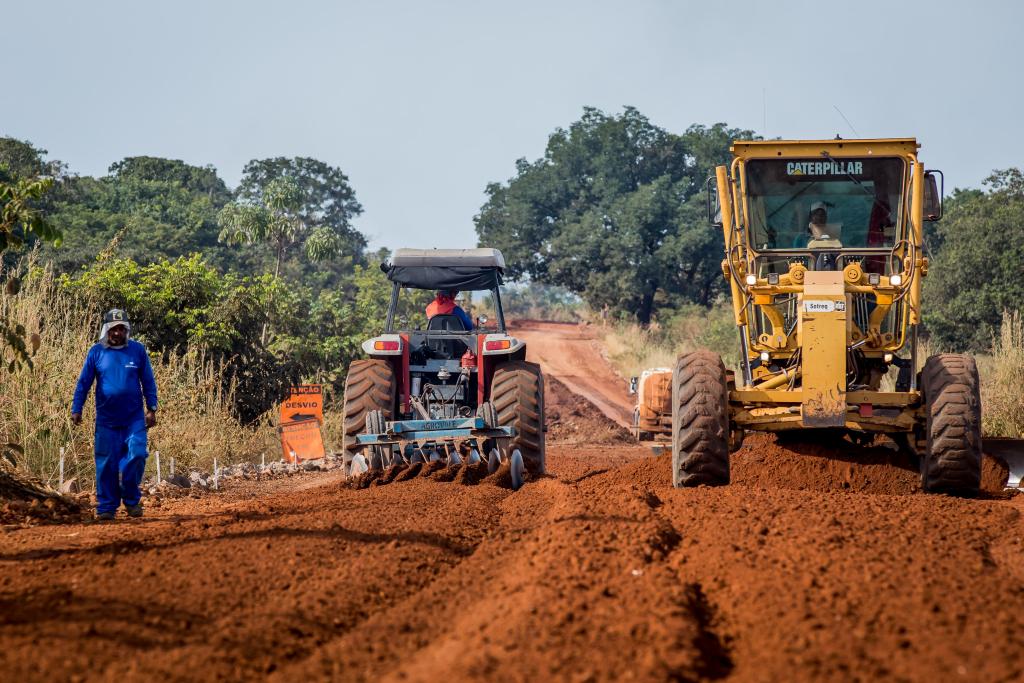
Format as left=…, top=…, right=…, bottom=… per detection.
left=2, top=322, right=1023, bottom=682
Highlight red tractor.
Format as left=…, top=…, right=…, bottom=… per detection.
left=341, top=248, right=545, bottom=486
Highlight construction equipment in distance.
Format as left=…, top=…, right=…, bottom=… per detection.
left=671, top=137, right=1024, bottom=495
left=342, top=248, right=545, bottom=489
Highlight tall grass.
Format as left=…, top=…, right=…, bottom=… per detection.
left=980, top=311, right=1024, bottom=438
left=597, top=304, right=739, bottom=380
left=0, top=260, right=276, bottom=490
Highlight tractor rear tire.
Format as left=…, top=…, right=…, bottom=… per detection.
left=491, top=361, right=545, bottom=477
left=342, top=359, right=396, bottom=465
left=920, top=354, right=982, bottom=496
left=672, top=350, right=730, bottom=487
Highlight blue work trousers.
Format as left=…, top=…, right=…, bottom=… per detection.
left=94, top=420, right=148, bottom=514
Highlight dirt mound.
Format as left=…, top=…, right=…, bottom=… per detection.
left=730, top=432, right=921, bottom=494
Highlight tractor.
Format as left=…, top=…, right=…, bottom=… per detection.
left=341, top=248, right=545, bottom=488
left=672, top=137, right=1024, bottom=495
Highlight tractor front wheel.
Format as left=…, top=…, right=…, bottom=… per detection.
left=672, top=350, right=730, bottom=487
left=491, top=361, right=545, bottom=477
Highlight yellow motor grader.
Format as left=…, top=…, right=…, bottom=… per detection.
left=671, top=137, right=1023, bottom=495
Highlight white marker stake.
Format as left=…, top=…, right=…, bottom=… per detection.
left=170, top=456, right=175, bottom=477
left=261, top=452, right=266, bottom=469
left=213, top=458, right=219, bottom=490
left=156, top=451, right=161, bottom=483
left=59, top=447, right=65, bottom=490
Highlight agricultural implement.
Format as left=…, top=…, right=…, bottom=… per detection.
left=667, top=137, right=1024, bottom=494
left=342, top=248, right=545, bottom=489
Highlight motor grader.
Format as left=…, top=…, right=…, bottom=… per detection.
left=671, top=137, right=1023, bottom=495
left=341, top=248, right=545, bottom=488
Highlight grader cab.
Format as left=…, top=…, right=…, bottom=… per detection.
left=671, top=138, right=1021, bottom=496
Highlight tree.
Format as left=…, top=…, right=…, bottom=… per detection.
left=922, top=168, right=1024, bottom=352
left=1, top=164, right=61, bottom=371
left=475, top=108, right=756, bottom=323
left=39, top=155, right=235, bottom=274
left=0, top=137, right=66, bottom=183
left=238, top=156, right=365, bottom=259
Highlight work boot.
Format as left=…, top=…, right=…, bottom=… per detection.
left=125, top=503, right=144, bottom=518
left=96, top=511, right=115, bottom=521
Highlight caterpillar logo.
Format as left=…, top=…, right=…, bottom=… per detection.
left=787, top=161, right=864, bottom=176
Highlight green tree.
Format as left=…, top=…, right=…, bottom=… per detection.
left=0, top=137, right=66, bottom=183
left=41, top=155, right=234, bottom=273
left=238, top=156, right=364, bottom=254
left=922, top=168, right=1024, bottom=352
left=475, top=108, right=755, bottom=323
left=0, top=165, right=61, bottom=371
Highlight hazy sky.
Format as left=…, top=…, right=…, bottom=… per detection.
left=5, top=0, right=1023, bottom=251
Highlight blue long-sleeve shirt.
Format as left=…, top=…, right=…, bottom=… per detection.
left=72, top=340, right=158, bottom=428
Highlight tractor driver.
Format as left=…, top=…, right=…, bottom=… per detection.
left=426, top=289, right=473, bottom=329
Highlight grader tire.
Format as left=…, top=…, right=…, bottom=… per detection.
left=921, top=354, right=982, bottom=496
left=342, top=359, right=396, bottom=463
left=491, top=361, right=545, bottom=476
left=672, top=350, right=730, bottom=487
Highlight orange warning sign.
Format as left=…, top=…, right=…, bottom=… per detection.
left=281, top=384, right=323, bottom=424
left=278, top=420, right=326, bottom=463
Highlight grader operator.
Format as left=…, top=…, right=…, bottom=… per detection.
left=670, top=138, right=1006, bottom=496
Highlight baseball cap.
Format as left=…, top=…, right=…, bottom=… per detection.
left=103, top=309, right=130, bottom=326
left=810, top=201, right=827, bottom=212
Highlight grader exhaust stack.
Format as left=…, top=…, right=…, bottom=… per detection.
left=669, top=138, right=1024, bottom=495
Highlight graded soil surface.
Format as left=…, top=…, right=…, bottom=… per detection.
left=509, top=319, right=634, bottom=429
left=3, top=327, right=1024, bottom=681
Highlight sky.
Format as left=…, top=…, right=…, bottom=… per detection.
left=4, top=0, right=1023, bottom=252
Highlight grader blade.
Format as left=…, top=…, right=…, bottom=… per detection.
left=983, top=438, right=1024, bottom=489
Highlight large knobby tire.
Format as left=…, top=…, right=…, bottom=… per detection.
left=672, top=350, right=730, bottom=487
left=491, top=361, right=545, bottom=476
left=342, top=359, right=396, bottom=463
left=920, top=354, right=982, bottom=496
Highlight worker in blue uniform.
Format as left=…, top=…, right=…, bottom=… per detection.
left=71, top=309, right=158, bottom=520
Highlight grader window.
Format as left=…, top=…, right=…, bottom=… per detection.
left=745, top=157, right=905, bottom=251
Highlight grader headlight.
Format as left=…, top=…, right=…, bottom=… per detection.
left=890, top=274, right=903, bottom=287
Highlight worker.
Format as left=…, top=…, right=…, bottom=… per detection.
left=808, top=201, right=831, bottom=239
left=71, top=309, right=158, bottom=521
left=426, top=289, right=473, bottom=329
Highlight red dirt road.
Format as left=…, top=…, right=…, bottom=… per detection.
left=2, top=336, right=1024, bottom=681
left=509, top=320, right=634, bottom=429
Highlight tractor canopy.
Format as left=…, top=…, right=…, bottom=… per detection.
left=382, top=248, right=505, bottom=291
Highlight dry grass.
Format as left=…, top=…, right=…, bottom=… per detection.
left=980, top=311, right=1024, bottom=438
left=596, top=305, right=739, bottom=380
left=0, top=261, right=276, bottom=491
